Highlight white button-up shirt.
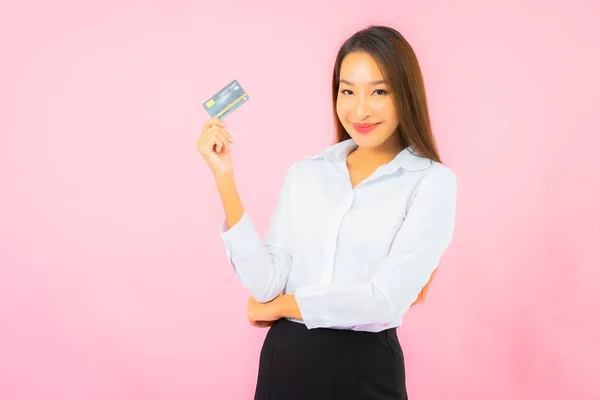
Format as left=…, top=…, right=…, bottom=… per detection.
left=220, top=138, right=457, bottom=332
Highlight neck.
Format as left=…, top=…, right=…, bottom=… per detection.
left=349, top=138, right=404, bottom=166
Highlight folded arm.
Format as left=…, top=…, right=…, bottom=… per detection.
left=293, top=167, right=458, bottom=330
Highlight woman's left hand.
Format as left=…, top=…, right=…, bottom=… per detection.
left=247, top=297, right=280, bottom=327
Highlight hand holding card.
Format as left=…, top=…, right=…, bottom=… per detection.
left=196, top=79, right=249, bottom=178
left=196, top=118, right=234, bottom=178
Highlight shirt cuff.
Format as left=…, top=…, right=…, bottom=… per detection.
left=220, top=212, right=262, bottom=265
left=294, top=283, right=393, bottom=330
left=294, top=284, right=332, bottom=329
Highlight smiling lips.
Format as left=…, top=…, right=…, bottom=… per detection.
left=351, top=122, right=380, bottom=134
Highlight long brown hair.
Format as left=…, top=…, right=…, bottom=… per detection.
left=332, top=25, right=442, bottom=164
left=332, top=26, right=442, bottom=305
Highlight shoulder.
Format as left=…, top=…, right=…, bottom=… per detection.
left=283, top=153, right=330, bottom=179
left=423, top=161, right=456, bottom=184
left=278, top=158, right=315, bottom=185
left=414, top=161, right=457, bottom=198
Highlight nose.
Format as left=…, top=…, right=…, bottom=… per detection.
left=355, top=94, right=371, bottom=119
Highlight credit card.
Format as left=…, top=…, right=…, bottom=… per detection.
left=202, top=79, right=249, bottom=120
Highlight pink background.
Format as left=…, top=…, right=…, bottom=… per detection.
left=1, top=0, right=599, bottom=399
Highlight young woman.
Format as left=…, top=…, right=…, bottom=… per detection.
left=196, top=25, right=457, bottom=400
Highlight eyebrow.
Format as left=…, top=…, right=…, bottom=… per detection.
left=340, top=79, right=387, bottom=86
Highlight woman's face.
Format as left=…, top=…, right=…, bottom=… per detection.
left=336, top=51, right=400, bottom=149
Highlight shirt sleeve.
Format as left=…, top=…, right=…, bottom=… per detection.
left=219, top=165, right=295, bottom=303
left=294, top=166, right=457, bottom=330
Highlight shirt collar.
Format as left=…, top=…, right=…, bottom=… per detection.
left=305, top=138, right=431, bottom=172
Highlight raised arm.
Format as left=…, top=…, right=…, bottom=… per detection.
left=196, top=118, right=294, bottom=303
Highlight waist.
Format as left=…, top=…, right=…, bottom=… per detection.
left=283, top=316, right=400, bottom=333
left=279, top=317, right=397, bottom=337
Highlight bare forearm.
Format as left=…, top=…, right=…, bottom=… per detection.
left=215, top=172, right=244, bottom=230
left=274, top=294, right=303, bottom=320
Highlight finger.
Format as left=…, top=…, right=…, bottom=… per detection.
left=214, top=136, right=226, bottom=154
left=196, top=136, right=212, bottom=154
left=212, top=131, right=231, bottom=153
left=220, top=127, right=234, bottom=143
left=249, top=318, right=271, bottom=328
left=199, top=127, right=229, bottom=154
left=197, top=128, right=217, bottom=153
left=207, top=125, right=233, bottom=143
left=197, top=132, right=220, bottom=154
left=203, top=118, right=225, bottom=132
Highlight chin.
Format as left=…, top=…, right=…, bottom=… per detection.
left=349, top=132, right=388, bottom=148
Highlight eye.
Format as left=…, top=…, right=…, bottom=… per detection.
left=374, top=89, right=388, bottom=95
left=340, top=89, right=354, bottom=95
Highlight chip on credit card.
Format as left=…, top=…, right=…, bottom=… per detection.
left=202, top=79, right=249, bottom=120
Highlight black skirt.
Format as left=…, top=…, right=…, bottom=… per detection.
left=254, top=318, right=408, bottom=400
